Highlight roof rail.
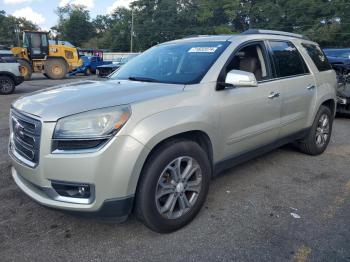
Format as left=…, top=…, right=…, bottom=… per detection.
left=182, top=35, right=211, bottom=39
left=182, top=34, right=235, bottom=39
left=242, top=29, right=309, bottom=40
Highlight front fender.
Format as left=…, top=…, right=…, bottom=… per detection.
left=129, top=106, right=219, bottom=153
left=124, top=106, right=220, bottom=195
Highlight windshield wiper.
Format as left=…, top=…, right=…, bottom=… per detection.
left=128, top=76, right=160, bottom=83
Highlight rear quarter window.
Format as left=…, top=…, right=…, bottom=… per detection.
left=269, top=41, right=308, bottom=78
left=302, top=44, right=332, bottom=72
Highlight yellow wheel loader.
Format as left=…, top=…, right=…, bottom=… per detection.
left=11, top=31, right=83, bottom=80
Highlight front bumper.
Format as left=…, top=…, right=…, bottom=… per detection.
left=12, top=168, right=134, bottom=219
left=9, top=120, right=149, bottom=218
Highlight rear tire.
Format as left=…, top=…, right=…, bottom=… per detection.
left=135, top=140, right=211, bottom=233
left=298, top=105, right=333, bottom=155
left=18, top=59, right=32, bottom=80
left=44, top=59, right=67, bottom=79
left=0, top=75, right=15, bottom=95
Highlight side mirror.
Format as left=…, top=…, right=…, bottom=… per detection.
left=224, top=70, right=258, bottom=88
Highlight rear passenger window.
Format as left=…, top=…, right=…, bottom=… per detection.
left=269, top=41, right=308, bottom=78
left=302, top=44, right=332, bottom=72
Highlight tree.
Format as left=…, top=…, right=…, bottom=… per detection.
left=0, top=10, right=38, bottom=47
left=53, top=0, right=350, bottom=51
left=54, top=4, right=95, bottom=47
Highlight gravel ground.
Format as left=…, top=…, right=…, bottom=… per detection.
left=0, top=75, right=349, bottom=262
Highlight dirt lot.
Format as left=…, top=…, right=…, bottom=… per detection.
left=0, top=75, right=349, bottom=262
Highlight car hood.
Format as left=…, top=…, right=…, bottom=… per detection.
left=12, top=80, right=185, bottom=121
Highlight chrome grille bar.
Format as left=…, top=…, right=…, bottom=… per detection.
left=10, top=109, right=41, bottom=167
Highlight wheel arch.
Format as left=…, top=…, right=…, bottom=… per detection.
left=144, top=130, right=213, bottom=169
left=308, top=94, right=337, bottom=127
left=0, top=71, right=16, bottom=82
left=321, top=99, right=336, bottom=117
left=129, top=130, right=214, bottom=201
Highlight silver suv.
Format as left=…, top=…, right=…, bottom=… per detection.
left=9, top=30, right=337, bottom=233
left=0, top=49, right=24, bottom=94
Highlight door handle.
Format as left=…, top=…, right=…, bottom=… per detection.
left=268, top=92, right=280, bottom=99
left=307, top=85, right=315, bottom=90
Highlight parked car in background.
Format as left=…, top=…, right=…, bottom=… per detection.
left=78, top=49, right=113, bottom=74
left=335, top=72, right=350, bottom=115
left=324, top=48, right=350, bottom=115
left=0, top=55, right=24, bottom=94
left=0, top=47, right=18, bottom=63
left=96, top=54, right=139, bottom=77
left=9, top=30, right=337, bottom=232
left=323, top=48, right=350, bottom=73
left=87, top=56, right=112, bottom=74
left=68, top=56, right=92, bottom=76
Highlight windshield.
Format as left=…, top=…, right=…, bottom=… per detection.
left=111, top=41, right=229, bottom=84
left=120, top=54, right=138, bottom=64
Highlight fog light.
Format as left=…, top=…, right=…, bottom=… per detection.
left=52, top=181, right=91, bottom=199
left=78, top=186, right=88, bottom=196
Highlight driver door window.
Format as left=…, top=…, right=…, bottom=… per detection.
left=225, top=43, right=270, bottom=81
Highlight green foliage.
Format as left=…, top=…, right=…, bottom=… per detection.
left=0, top=10, right=38, bottom=47
left=50, top=0, right=350, bottom=51
left=54, top=4, right=95, bottom=47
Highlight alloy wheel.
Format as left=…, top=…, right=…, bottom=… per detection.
left=155, top=156, right=202, bottom=220
left=315, top=113, right=330, bottom=148
left=0, top=79, right=13, bottom=93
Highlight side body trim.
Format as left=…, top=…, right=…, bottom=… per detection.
left=214, top=128, right=310, bottom=175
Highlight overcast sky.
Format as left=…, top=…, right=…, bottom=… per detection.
left=2, top=0, right=134, bottom=30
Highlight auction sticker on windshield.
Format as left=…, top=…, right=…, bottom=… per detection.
left=188, top=47, right=218, bottom=53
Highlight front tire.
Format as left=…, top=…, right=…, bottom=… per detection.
left=135, top=140, right=211, bottom=233
left=0, top=76, right=15, bottom=95
left=298, top=105, right=333, bottom=155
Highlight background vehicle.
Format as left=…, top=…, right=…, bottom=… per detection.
left=9, top=30, right=337, bottom=233
left=332, top=63, right=350, bottom=115
left=96, top=54, right=138, bottom=77
left=0, top=56, right=24, bottom=94
left=68, top=56, right=92, bottom=76
left=87, top=56, right=112, bottom=74
left=11, top=31, right=82, bottom=80
left=324, top=49, right=350, bottom=115
left=0, top=46, right=17, bottom=63
left=324, top=48, right=350, bottom=73
left=78, top=49, right=112, bottom=74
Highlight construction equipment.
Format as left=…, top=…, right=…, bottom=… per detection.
left=11, top=31, right=82, bottom=80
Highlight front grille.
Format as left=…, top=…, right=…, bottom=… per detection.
left=10, top=109, right=41, bottom=167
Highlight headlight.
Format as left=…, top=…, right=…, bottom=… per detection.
left=53, top=105, right=131, bottom=139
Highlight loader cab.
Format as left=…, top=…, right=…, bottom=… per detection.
left=23, top=31, right=49, bottom=60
